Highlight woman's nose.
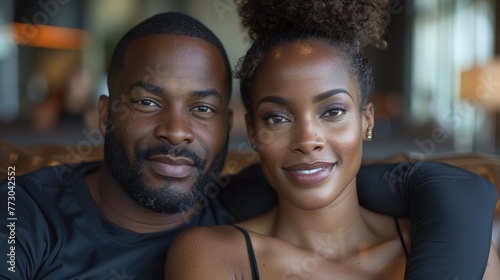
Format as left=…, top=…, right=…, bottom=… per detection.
left=289, top=120, right=324, bottom=154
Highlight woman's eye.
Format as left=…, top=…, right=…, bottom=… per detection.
left=265, top=115, right=289, bottom=125
left=322, top=108, right=345, bottom=118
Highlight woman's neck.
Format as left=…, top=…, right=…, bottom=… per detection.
left=271, top=184, right=378, bottom=260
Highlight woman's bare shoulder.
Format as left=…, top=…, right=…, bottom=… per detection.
left=165, top=225, right=251, bottom=279
left=169, top=225, right=246, bottom=257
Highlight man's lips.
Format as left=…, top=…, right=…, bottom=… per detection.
left=283, top=161, right=335, bottom=186
left=147, top=155, right=195, bottom=178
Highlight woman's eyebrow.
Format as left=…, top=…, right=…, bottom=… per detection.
left=312, top=88, right=352, bottom=103
left=257, top=95, right=290, bottom=107
left=256, top=88, right=352, bottom=108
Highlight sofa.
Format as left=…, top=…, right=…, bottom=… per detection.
left=1, top=140, right=499, bottom=256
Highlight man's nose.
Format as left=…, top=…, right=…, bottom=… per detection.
left=153, top=109, right=194, bottom=145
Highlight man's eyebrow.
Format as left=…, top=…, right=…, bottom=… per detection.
left=190, top=89, right=223, bottom=102
left=129, top=82, right=223, bottom=101
left=257, top=95, right=290, bottom=107
left=312, top=88, right=352, bottom=103
left=130, top=81, right=164, bottom=94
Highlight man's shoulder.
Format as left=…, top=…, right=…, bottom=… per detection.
left=2, top=161, right=101, bottom=190
left=0, top=162, right=103, bottom=279
left=0, top=161, right=102, bottom=224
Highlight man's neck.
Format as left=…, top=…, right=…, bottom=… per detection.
left=84, top=167, right=199, bottom=234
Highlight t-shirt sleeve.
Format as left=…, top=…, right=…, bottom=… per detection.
left=357, top=162, right=411, bottom=216
left=357, top=161, right=498, bottom=279
left=0, top=174, right=52, bottom=279
left=216, top=164, right=277, bottom=222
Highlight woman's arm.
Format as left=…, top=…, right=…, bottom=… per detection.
left=483, top=243, right=500, bottom=279
left=357, top=161, right=498, bottom=279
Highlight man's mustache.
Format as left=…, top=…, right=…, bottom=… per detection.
left=136, top=145, right=206, bottom=168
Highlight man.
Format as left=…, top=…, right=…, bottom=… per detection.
left=0, top=12, right=497, bottom=279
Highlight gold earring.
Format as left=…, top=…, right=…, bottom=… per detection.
left=366, top=129, right=373, bottom=141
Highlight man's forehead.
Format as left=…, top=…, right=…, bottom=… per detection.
left=126, top=61, right=218, bottom=84
left=122, top=36, right=227, bottom=84
left=107, top=35, right=229, bottom=102
left=124, top=34, right=222, bottom=63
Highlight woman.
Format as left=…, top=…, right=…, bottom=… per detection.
left=165, top=0, right=500, bottom=278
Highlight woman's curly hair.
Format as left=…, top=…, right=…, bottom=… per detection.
left=235, top=0, right=390, bottom=114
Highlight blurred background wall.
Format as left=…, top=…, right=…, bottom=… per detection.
left=0, top=0, right=499, bottom=159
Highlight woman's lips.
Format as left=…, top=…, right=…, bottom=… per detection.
left=283, top=162, right=335, bottom=186
left=148, top=155, right=195, bottom=178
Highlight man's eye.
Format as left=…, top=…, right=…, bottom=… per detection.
left=135, top=99, right=157, bottom=107
left=192, top=106, right=214, bottom=113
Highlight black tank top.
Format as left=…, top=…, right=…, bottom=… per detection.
left=232, top=225, right=260, bottom=280
left=232, top=218, right=409, bottom=280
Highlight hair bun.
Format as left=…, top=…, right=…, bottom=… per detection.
left=237, top=0, right=390, bottom=48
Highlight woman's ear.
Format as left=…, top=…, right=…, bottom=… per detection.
left=245, top=113, right=258, bottom=150
left=228, top=108, right=233, bottom=132
left=97, top=95, right=110, bottom=135
left=362, top=102, right=375, bottom=141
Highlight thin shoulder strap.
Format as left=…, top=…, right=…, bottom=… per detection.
left=394, top=217, right=409, bottom=260
left=231, top=225, right=260, bottom=280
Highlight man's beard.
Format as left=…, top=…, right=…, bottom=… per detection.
left=103, top=130, right=227, bottom=215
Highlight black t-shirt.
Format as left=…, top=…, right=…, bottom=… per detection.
left=0, top=162, right=275, bottom=279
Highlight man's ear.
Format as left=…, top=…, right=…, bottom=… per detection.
left=97, top=95, right=110, bottom=135
left=362, top=102, right=375, bottom=141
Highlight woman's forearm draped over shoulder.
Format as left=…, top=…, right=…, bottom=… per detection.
left=357, top=161, right=498, bottom=279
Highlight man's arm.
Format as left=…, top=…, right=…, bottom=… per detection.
left=357, top=161, right=498, bottom=279
left=0, top=177, right=49, bottom=279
